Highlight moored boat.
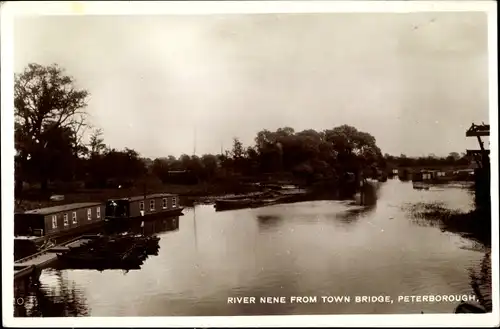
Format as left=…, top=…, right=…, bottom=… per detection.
left=215, top=198, right=255, bottom=211
left=214, top=189, right=309, bottom=211
left=105, top=193, right=184, bottom=223
left=56, top=234, right=161, bottom=270
left=14, top=202, right=106, bottom=259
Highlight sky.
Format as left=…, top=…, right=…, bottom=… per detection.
left=13, top=12, right=490, bottom=159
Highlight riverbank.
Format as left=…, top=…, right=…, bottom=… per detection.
left=14, top=182, right=260, bottom=212
left=15, top=177, right=362, bottom=212
left=407, top=202, right=491, bottom=247
left=406, top=201, right=492, bottom=312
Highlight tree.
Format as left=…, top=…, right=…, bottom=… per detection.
left=323, top=125, right=382, bottom=179
left=230, top=138, right=245, bottom=159
left=201, top=154, right=218, bottom=180
left=88, top=128, right=107, bottom=157
left=14, top=63, right=89, bottom=190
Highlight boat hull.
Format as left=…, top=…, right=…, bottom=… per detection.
left=214, top=192, right=309, bottom=211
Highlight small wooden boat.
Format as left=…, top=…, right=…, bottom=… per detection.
left=215, top=198, right=255, bottom=211
left=214, top=189, right=310, bottom=211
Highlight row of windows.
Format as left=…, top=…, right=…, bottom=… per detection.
left=139, top=197, right=177, bottom=212
left=51, top=207, right=101, bottom=229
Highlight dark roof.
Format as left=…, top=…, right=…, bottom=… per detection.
left=110, top=193, right=178, bottom=202
left=19, top=202, right=103, bottom=216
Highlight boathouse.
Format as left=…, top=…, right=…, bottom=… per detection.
left=105, top=193, right=181, bottom=220
left=14, top=202, right=105, bottom=237
left=130, top=193, right=179, bottom=216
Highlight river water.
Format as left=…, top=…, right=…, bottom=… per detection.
left=14, top=179, right=489, bottom=316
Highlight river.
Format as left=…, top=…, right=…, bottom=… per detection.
left=14, top=179, right=490, bottom=316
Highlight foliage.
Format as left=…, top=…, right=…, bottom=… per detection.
left=14, top=63, right=89, bottom=189
left=15, top=63, right=473, bottom=194
left=384, top=152, right=471, bottom=168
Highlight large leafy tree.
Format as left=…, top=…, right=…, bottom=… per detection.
left=15, top=63, right=90, bottom=190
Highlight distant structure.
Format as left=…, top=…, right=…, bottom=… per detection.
left=465, top=123, right=490, bottom=210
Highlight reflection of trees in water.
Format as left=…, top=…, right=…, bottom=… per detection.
left=334, top=204, right=377, bottom=223
left=14, top=270, right=89, bottom=317
left=333, top=182, right=379, bottom=223
left=359, top=181, right=380, bottom=207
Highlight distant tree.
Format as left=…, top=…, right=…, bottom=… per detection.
left=231, top=138, right=245, bottom=159
left=88, top=128, right=107, bottom=157
left=201, top=154, right=218, bottom=180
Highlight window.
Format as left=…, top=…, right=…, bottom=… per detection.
left=172, top=197, right=177, bottom=208
left=52, top=215, right=57, bottom=229
left=139, top=201, right=145, bottom=211
left=72, top=212, right=77, bottom=224
left=87, top=208, right=92, bottom=220
left=96, top=207, right=101, bottom=218
left=162, top=198, right=167, bottom=209
left=150, top=199, right=155, bottom=211
left=63, top=213, right=69, bottom=227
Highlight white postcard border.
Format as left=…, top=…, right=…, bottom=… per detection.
left=1, top=1, right=498, bottom=327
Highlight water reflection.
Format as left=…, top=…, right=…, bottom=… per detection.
left=104, top=215, right=180, bottom=236
left=470, top=250, right=492, bottom=312
left=401, top=185, right=492, bottom=311
left=256, top=215, right=283, bottom=229
left=14, top=270, right=89, bottom=317
left=14, top=180, right=491, bottom=316
left=14, top=216, right=181, bottom=317
left=334, top=181, right=379, bottom=223
left=404, top=201, right=491, bottom=247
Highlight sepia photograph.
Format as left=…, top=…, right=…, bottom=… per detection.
left=1, top=1, right=498, bottom=327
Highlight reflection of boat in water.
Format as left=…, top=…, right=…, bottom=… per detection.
left=105, top=215, right=179, bottom=236
left=412, top=182, right=430, bottom=190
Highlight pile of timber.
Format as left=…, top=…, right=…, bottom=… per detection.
left=57, top=234, right=160, bottom=270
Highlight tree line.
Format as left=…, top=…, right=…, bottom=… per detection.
left=384, top=153, right=471, bottom=169
left=14, top=63, right=472, bottom=194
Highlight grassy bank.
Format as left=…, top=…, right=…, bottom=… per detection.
left=405, top=202, right=492, bottom=312
left=406, top=202, right=491, bottom=247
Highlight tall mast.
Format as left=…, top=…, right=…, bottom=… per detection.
left=193, top=127, right=197, bottom=156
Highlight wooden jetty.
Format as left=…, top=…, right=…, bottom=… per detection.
left=14, top=202, right=105, bottom=260
left=56, top=234, right=161, bottom=270
left=14, top=235, right=97, bottom=280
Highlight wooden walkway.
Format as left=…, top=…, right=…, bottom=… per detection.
left=14, top=236, right=94, bottom=280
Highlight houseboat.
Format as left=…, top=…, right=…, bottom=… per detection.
left=104, top=193, right=184, bottom=222
left=14, top=202, right=105, bottom=259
